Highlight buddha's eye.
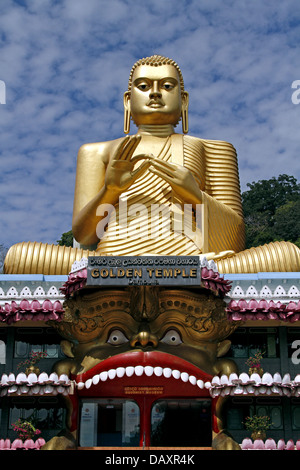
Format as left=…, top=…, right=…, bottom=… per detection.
left=162, top=82, right=174, bottom=90
left=137, top=83, right=150, bottom=91
left=107, top=330, right=129, bottom=345
left=161, top=329, right=182, bottom=346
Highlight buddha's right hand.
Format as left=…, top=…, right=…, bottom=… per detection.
left=105, top=135, right=152, bottom=194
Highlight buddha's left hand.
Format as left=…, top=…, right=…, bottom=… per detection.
left=148, top=158, right=202, bottom=204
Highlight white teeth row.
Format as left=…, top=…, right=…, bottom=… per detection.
left=3, top=369, right=300, bottom=398
left=1, top=372, right=70, bottom=386
left=76, top=366, right=207, bottom=390
left=0, top=384, right=72, bottom=397
left=208, top=372, right=300, bottom=398
left=77, top=368, right=300, bottom=399
left=0, top=372, right=72, bottom=396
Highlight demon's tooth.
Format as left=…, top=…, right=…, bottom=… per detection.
left=261, top=372, right=273, bottom=386
left=58, top=374, right=69, bottom=385
left=145, top=366, right=154, bottom=376
left=1, top=374, right=9, bottom=386
left=8, top=373, right=15, bottom=384
left=16, top=372, right=28, bottom=384
left=38, top=372, right=49, bottom=384
left=180, top=372, right=189, bottom=382
left=220, top=375, right=229, bottom=386
left=211, top=376, right=220, bottom=386
left=116, top=367, right=125, bottom=378
left=108, top=369, right=116, bottom=380
left=92, top=375, right=100, bottom=385
left=189, top=375, right=196, bottom=385
left=99, top=371, right=108, bottom=381
left=31, top=385, right=41, bottom=394
left=85, top=379, right=92, bottom=389
left=27, top=373, right=38, bottom=385
left=239, top=372, right=250, bottom=385
left=197, top=380, right=204, bottom=389
left=163, top=368, right=172, bottom=378
left=172, top=370, right=180, bottom=379
left=44, top=384, right=54, bottom=394
left=134, top=366, right=144, bottom=376
left=154, top=367, right=163, bottom=377
left=20, top=384, right=29, bottom=394
left=49, top=372, right=59, bottom=385
left=125, top=366, right=135, bottom=377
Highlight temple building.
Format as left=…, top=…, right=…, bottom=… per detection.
left=0, top=259, right=300, bottom=450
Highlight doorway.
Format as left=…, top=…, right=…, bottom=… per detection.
left=79, top=399, right=140, bottom=447
left=151, top=399, right=211, bottom=447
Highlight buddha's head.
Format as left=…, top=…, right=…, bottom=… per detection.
left=124, top=55, right=189, bottom=133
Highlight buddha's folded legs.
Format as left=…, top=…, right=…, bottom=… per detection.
left=216, top=241, right=300, bottom=274
left=3, top=241, right=95, bottom=275
left=3, top=240, right=300, bottom=275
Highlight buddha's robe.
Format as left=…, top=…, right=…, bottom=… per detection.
left=96, top=134, right=244, bottom=257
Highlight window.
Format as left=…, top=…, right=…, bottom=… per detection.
left=10, top=405, right=64, bottom=431
left=226, top=398, right=283, bottom=431
left=8, top=397, right=65, bottom=438
left=14, top=328, right=63, bottom=359
left=228, top=328, right=279, bottom=358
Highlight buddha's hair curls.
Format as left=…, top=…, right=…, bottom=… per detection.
left=128, top=55, right=185, bottom=93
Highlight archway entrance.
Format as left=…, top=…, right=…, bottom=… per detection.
left=79, top=397, right=212, bottom=448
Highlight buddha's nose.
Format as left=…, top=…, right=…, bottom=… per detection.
left=130, top=323, right=158, bottom=348
left=150, top=81, right=162, bottom=99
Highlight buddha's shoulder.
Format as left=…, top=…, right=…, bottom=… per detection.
left=77, top=137, right=127, bottom=161
left=185, top=134, right=236, bottom=152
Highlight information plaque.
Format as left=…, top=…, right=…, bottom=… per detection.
left=87, top=256, right=201, bottom=287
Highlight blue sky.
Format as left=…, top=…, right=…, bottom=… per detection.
left=0, top=0, right=299, bottom=248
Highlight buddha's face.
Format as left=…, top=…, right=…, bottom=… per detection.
left=126, top=64, right=188, bottom=126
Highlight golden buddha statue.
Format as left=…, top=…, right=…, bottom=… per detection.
left=4, top=55, right=300, bottom=275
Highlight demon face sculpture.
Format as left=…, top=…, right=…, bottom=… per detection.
left=43, top=284, right=240, bottom=450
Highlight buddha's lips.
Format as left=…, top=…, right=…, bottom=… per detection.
left=73, top=351, right=213, bottom=390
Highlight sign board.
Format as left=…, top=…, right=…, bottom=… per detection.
left=87, top=256, right=201, bottom=287
left=124, top=386, right=164, bottom=396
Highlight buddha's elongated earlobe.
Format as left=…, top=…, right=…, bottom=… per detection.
left=181, top=91, right=189, bottom=134
left=123, top=91, right=131, bottom=134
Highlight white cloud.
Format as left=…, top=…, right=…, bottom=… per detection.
left=0, top=0, right=299, bottom=248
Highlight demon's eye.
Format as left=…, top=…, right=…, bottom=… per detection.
left=107, top=330, right=129, bottom=345
left=161, top=329, right=182, bottom=346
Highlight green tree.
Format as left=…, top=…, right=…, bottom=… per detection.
left=242, top=174, right=300, bottom=249
left=57, top=230, right=73, bottom=247
left=273, top=200, right=300, bottom=248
